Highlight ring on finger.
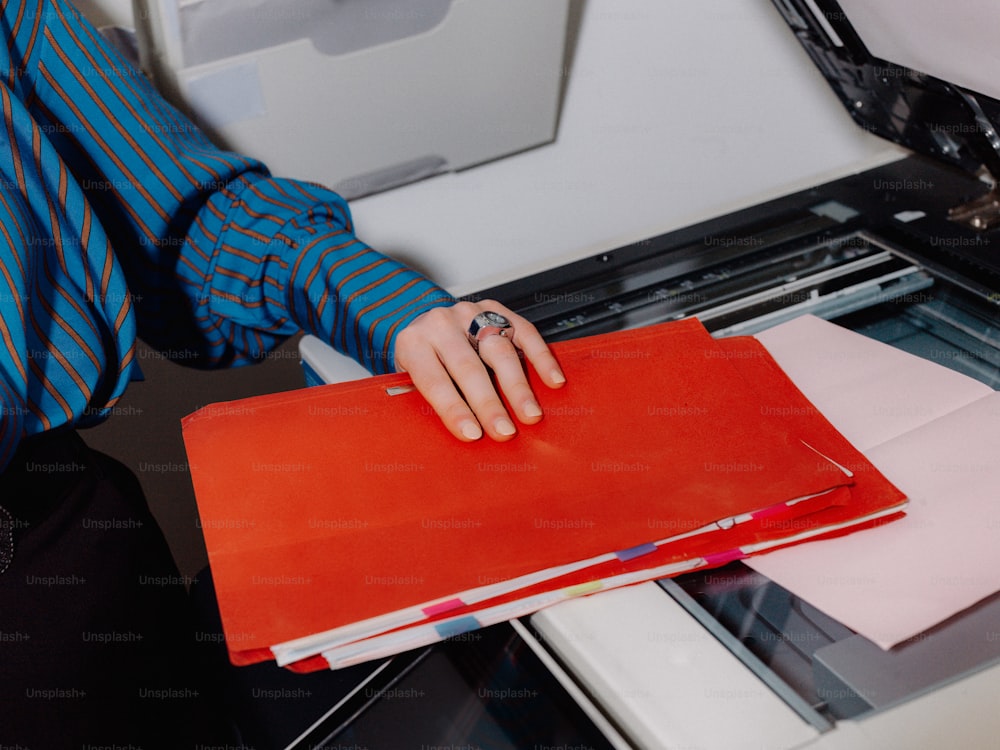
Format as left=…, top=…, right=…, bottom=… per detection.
left=466, top=311, right=514, bottom=352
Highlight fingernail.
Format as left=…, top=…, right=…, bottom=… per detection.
left=461, top=421, right=483, bottom=440
left=495, top=418, right=517, bottom=436
left=524, top=400, right=543, bottom=418
left=551, top=369, right=566, bottom=385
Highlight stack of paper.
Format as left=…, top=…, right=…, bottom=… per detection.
left=181, top=318, right=905, bottom=672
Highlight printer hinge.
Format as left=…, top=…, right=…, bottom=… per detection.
left=948, top=181, right=1000, bottom=232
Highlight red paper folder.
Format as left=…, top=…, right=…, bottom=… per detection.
left=278, top=336, right=906, bottom=672
left=181, top=319, right=905, bottom=669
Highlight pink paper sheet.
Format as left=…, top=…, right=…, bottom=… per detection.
left=749, top=316, right=1000, bottom=648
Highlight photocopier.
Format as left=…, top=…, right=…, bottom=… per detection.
left=189, top=1, right=1000, bottom=747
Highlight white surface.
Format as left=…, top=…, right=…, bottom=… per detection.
left=531, top=583, right=820, bottom=750
left=347, top=0, right=899, bottom=297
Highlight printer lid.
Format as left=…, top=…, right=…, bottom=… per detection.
left=773, top=0, right=1000, bottom=223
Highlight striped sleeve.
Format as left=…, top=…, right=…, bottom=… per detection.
left=26, top=0, right=454, bottom=373
left=0, top=0, right=139, bottom=466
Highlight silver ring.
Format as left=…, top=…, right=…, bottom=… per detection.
left=467, top=311, right=514, bottom=351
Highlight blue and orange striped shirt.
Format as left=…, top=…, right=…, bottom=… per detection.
left=0, top=0, right=454, bottom=471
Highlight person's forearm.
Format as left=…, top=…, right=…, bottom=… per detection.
left=27, top=0, right=453, bottom=370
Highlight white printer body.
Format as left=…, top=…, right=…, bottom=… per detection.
left=131, top=0, right=569, bottom=198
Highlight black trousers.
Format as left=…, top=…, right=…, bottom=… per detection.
left=0, top=430, right=227, bottom=748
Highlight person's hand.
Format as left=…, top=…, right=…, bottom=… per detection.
left=393, top=300, right=566, bottom=441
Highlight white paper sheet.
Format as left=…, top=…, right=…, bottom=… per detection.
left=748, top=315, right=999, bottom=648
